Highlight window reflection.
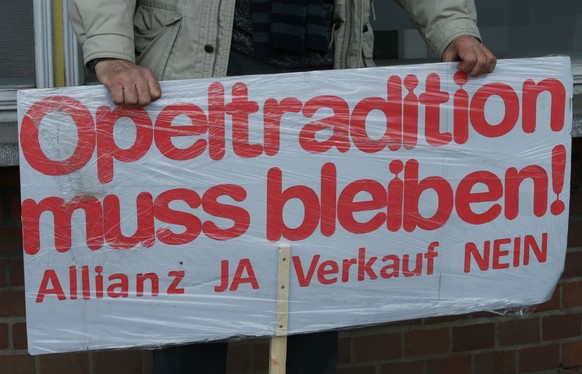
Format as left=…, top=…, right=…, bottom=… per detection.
left=0, top=0, right=35, bottom=88
left=372, top=0, right=582, bottom=63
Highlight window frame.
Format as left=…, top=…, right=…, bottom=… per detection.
left=0, top=0, right=53, bottom=118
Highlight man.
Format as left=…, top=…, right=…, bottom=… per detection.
left=69, top=0, right=496, bottom=107
left=68, top=1, right=496, bottom=372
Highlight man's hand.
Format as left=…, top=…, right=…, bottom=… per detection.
left=442, top=36, right=496, bottom=77
left=95, top=59, right=162, bottom=106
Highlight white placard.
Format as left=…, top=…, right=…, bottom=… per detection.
left=18, top=57, right=572, bottom=355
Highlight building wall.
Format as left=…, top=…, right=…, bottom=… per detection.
left=1, top=139, right=582, bottom=374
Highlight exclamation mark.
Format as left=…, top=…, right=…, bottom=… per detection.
left=551, top=144, right=566, bottom=215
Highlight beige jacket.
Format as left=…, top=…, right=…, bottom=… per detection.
left=69, top=0, right=481, bottom=81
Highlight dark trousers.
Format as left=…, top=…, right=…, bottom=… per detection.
left=153, top=331, right=338, bottom=374
left=153, top=342, right=228, bottom=374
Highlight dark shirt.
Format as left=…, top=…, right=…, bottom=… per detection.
left=231, top=0, right=335, bottom=69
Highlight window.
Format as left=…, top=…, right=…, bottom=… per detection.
left=0, top=0, right=35, bottom=112
left=372, top=0, right=582, bottom=74
left=0, top=0, right=36, bottom=90
left=0, top=0, right=53, bottom=113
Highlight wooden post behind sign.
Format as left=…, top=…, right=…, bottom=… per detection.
left=269, top=245, right=291, bottom=374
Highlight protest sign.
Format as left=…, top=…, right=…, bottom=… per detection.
left=18, top=56, right=572, bottom=354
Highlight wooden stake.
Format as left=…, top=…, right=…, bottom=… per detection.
left=269, top=245, right=291, bottom=374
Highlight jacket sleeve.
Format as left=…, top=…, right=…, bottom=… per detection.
left=393, top=0, right=481, bottom=58
left=68, top=0, right=137, bottom=65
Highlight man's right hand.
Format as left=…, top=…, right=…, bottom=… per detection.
left=94, top=59, right=162, bottom=106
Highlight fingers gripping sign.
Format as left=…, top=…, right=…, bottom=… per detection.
left=94, top=59, right=162, bottom=107
left=442, top=36, right=497, bottom=77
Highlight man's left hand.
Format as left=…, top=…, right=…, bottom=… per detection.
left=442, top=36, right=496, bottom=77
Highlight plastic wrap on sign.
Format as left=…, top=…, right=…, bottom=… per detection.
left=17, top=56, right=572, bottom=355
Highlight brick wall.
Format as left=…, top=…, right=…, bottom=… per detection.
left=1, top=140, right=582, bottom=373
